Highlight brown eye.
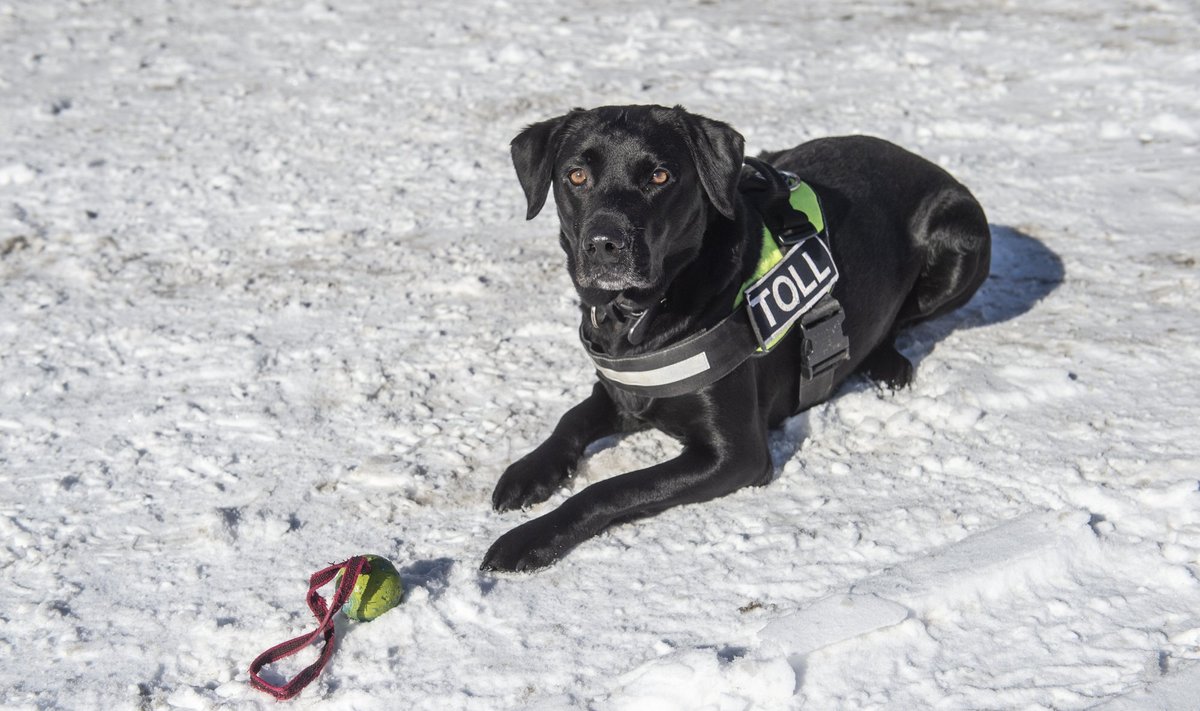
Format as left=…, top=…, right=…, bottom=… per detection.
left=568, top=168, right=588, bottom=186
left=650, top=168, right=671, bottom=186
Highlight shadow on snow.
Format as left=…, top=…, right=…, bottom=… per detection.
left=770, top=224, right=1065, bottom=468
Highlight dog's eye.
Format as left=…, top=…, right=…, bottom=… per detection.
left=650, top=168, right=671, bottom=186
left=567, top=168, right=588, bottom=187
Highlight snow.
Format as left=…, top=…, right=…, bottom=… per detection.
left=1, top=0, right=1198, bottom=708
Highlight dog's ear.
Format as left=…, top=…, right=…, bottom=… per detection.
left=510, top=112, right=575, bottom=220
left=675, top=107, right=745, bottom=220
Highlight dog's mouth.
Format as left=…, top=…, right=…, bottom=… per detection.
left=577, top=267, right=655, bottom=293
left=573, top=246, right=664, bottom=303
left=573, top=240, right=658, bottom=298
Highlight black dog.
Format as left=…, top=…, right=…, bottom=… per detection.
left=482, top=105, right=989, bottom=572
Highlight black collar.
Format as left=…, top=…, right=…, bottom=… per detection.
left=589, top=297, right=665, bottom=346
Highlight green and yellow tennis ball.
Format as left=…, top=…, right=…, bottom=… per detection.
left=336, top=555, right=403, bottom=621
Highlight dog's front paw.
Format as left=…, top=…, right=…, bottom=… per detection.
left=480, top=511, right=582, bottom=573
left=491, top=446, right=575, bottom=511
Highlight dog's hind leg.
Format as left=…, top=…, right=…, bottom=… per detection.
left=895, top=185, right=991, bottom=330
left=858, top=186, right=988, bottom=391
left=859, top=339, right=915, bottom=390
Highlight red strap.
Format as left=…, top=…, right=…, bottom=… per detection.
left=248, top=556, right=369, bottom=700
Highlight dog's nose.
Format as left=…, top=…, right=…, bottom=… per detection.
left=586, top=233, right=628, bottom=264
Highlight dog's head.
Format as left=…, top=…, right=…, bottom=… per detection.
left=511, top=105, right=745, bottom=307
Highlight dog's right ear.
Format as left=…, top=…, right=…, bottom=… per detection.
left=510, top=113, right=574, bottom=220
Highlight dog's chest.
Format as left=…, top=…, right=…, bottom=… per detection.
left=605, top=382, right=712, bottom=441
left=607, top=383, right=656, bottom=423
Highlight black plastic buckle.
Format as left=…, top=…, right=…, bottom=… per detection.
left=799, top=298, right=850, bottom=379
left=775, top=169, right=819, bottom=246
left=777, top=219, right=819, bottom=246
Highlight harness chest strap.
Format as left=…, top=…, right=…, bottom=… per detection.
left=582, top=302, right=761, bottom=399
left=580, top=167, right=850, bottom=402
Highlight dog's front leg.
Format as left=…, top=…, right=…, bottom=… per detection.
left=481, top=442, right=769, bottom=572
left=482, top=376, right=771, bottom=572
left=491, top=382, right=622, bottom=512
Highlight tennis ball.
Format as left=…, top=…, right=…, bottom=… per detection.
left=337, top=555, right=403, bottom=621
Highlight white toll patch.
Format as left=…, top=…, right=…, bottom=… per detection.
left=2, top=0, right=1199, bottom=709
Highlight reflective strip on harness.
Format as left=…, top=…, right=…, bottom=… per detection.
left=581, top=306, right=762, bottom=399
left=593, top=351, right=712, bottom=389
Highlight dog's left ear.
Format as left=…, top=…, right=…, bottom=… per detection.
left=511, top=112, right=576, bottom=220
left=675, top=107, right=745, bottom=220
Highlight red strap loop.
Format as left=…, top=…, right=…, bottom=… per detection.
left=248, top=556, right=370, bottom=700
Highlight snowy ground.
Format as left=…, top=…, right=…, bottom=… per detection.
left=2, top=0, right=1198, bottom=708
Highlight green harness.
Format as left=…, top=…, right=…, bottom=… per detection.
left=737, top=179, right=826, bottom=307
left=580, top=160, right=849, bottom=402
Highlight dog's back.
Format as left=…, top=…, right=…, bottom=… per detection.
left=766, top=136, right=990, bottom=389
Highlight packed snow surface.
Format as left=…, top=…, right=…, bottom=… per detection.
left=1, top=0, right=1198, bottom=708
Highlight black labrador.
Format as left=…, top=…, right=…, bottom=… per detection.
left=481, top=105, right=990, bottom=572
